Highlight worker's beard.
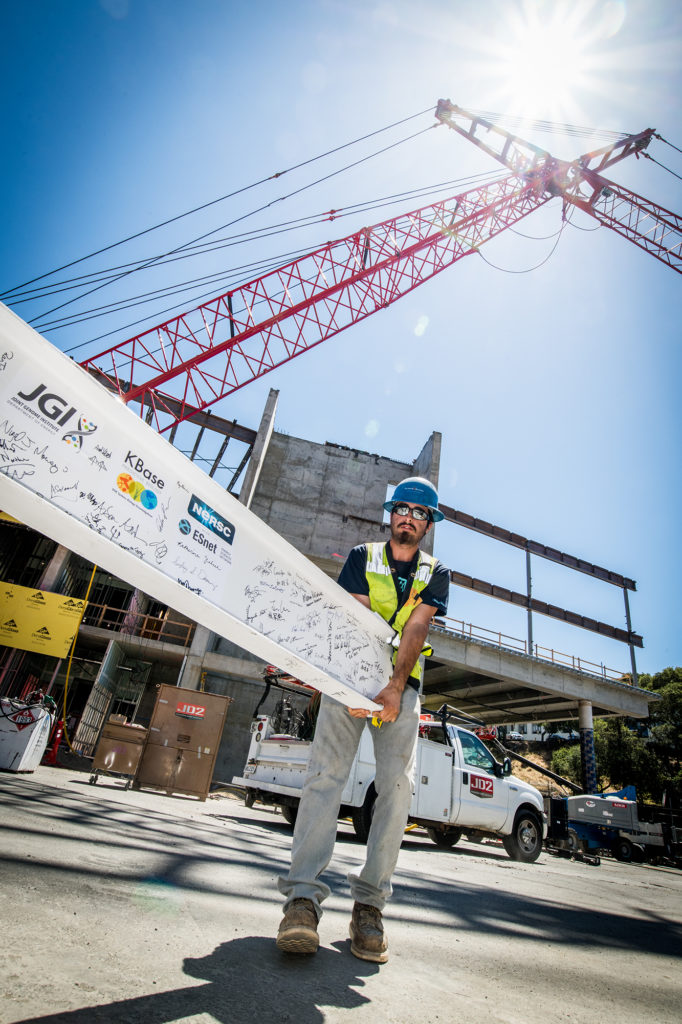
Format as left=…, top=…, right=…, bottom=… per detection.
left=393, top=524, right=420, bottom=546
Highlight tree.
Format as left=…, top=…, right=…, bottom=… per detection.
left=550, top=668, right=682, bottom=802
left=640, top=668, right=682, bottom=800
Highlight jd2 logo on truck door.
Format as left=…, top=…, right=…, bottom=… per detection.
left=470, top=775, right=494, bottom=797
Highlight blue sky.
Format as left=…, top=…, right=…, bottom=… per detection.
left=1, top=0, right=680, bottom=681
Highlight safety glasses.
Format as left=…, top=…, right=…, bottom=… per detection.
left=391, top=503, right=431, bottom=521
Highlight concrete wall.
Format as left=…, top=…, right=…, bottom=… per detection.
left=248, top=430, right=442, bottom=573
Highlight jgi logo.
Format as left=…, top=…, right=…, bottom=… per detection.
left=14, top=383, right=96, bottom=446
left=16, top=383, right=77, bottom=426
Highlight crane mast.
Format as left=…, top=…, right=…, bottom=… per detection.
left=81, top=103, right=681, bottom=431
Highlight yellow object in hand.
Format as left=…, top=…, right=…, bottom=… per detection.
left=371, top=716, right=383, bottom=728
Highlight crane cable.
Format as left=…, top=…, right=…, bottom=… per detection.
left=642, top=151, right=682, bottom=183
left=476, top=220, right=567, bottom=274
left=28, top=124, right=438, bottom=327
left=656, top=135, right=682, bottom=156
left=40, top=174, right=508, bottom=337
left=1, top=105, right=435, bottom=300
left=20, top=169, right=505, bottom=315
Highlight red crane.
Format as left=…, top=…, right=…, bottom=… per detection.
left=80, top=103, right=681, bottom=433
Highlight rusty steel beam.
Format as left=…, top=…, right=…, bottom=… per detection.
left=449, top=568, right=643, bottom=647
left=440, top=503, right=636, bottom=590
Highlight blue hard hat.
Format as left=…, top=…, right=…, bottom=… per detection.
left=383, top=477, right=444, bottom=522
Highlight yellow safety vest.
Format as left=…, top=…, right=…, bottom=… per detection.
left=365, top=542, right=436, bottom=683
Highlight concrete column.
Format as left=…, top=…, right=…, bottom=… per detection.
left=578, top=699, right=598, bottom=794
left=120, top=589, right=148, bottom=635
left=177, top=624, right=212, bottom=691
left=412, top=431, right=442, bottom=556
left=238, top=388, right=279, bottom=509
left=38, top=544, right=72, bottom=592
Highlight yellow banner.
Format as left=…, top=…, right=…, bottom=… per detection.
left=0, top=583, right=85, bottom=657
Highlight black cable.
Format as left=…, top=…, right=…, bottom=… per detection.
left=656, top=135, right=682, bottom=156
left=1, top=105, right=434, bottom=299
left=642, top=152, right=682, bottom=183
left=59, top=256, right=314, bottom=353
left=566, top=218, right=601, bottom=232
left=58, top=166, right=508, bottom=356
left=28, top=124, right=437, bottom=326
left=39, top=172, right=508, bottom=333
left=477, top=220, right=566, bottom=273
left=510, top=225, right=563, bottom=241
left=19, top=169, right=504, bottom=308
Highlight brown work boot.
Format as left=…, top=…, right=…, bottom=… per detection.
left=276, top=898, right=319, bottom=954
left=349, top=901, right=389, bottom=963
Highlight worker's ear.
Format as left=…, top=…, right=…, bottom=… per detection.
left=425, top=520, right=433, bottom=535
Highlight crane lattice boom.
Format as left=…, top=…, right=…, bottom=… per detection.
left=81, top=103, right=681, bottom=431
left=82, top=173, right=552, bottom=430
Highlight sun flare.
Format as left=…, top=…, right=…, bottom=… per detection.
left=502, top=20, right=589, bottom=115
left=486, top=0, right=621, bottom=121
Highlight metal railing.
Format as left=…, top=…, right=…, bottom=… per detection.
left=81, top=603, right=196, bottom=648
left=78, top=604, right=626, bottom=682
left=432, top=615, right=627, bottom=683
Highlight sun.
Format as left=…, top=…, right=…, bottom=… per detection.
left=487, top=0, right=614, bottom=122
left=502, top=20, right=589, bottom=114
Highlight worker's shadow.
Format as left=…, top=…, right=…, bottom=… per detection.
left=15, top=935, right=377, bottom=1023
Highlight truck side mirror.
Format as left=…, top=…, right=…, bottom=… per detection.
left=503, top=756, right=512, bottom=776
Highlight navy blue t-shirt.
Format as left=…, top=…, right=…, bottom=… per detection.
left=337, top=544, right=449, bottom=618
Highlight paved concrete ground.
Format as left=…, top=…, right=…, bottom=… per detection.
left=1, top=765, right=681, bottom=1024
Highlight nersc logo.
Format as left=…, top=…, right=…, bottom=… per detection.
left=188, top=496, right=235, bottom=545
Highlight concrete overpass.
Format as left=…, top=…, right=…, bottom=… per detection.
left=421, top=622, right=656, bottom=725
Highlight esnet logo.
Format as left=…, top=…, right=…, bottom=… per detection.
left=470, top=775, right=494, bottom=797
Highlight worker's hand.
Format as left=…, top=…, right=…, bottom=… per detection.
left=347, top=706, right=371, bottom=718
left=373, top=679, right=403, bottom=723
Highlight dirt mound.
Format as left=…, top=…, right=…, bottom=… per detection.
left=506, top=745, right=573, bottom=796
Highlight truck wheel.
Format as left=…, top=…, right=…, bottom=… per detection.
left=426, top=827, right=462, bottom=849
left=566, top=828, right=583, bottom=854
left=503, top=810, right=543, bottom=863
left=612, top=837, right=634, bottom=862
left=351, top=784, right=376, bottom=844
left=281, top=803, right=298, bottom=826
left=244, top=790, right=256, bottom=808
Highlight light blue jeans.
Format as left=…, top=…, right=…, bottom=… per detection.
left=278, top=687, right=420, bottom=918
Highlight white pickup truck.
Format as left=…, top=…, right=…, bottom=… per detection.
left=232, top=688, right=547, bottom=862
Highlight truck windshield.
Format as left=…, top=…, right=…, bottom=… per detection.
left=457, top=730, right=496, bottom=774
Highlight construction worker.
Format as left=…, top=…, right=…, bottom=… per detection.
left=276, top=477, right=449, bottom=963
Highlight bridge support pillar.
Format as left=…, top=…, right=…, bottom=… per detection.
left=578, top=700, right=598, bottom=794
